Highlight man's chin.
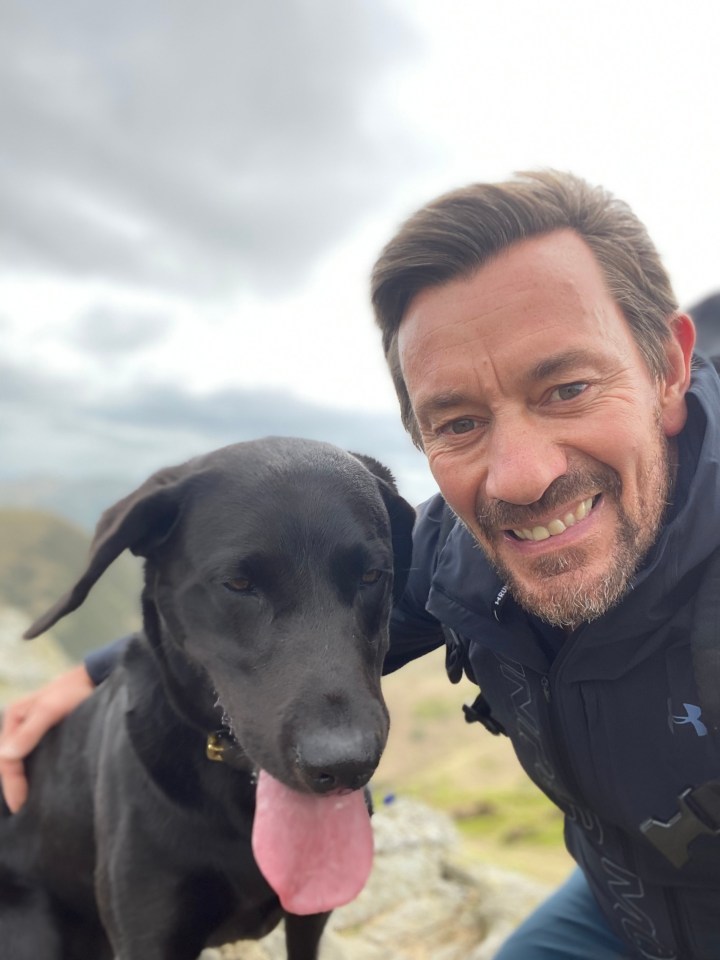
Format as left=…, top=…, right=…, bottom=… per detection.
left=488, top=541, right=591, bottom=586
left=505, top=565, right=631, bottom=629
left=484, top=542, right=630, bottom=628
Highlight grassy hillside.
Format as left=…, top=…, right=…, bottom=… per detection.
left=0, top=509, right=143, bottom=661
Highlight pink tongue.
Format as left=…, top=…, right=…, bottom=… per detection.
left=251, top=769, right=374, bottom=916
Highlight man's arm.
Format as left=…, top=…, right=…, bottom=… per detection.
left=383, top=492, right=448, bottom=675
left=0, top=636, right=130, bottom=812
left=84, top=635, right=132, bottom=685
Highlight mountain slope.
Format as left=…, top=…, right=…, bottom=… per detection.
left=0, top=509, right=142, bottom=661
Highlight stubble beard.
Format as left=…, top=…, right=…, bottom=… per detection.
left=472, top=426, right=673, bottom=630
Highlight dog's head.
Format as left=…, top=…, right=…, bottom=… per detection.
left=25, top=437, right=415, bottom=795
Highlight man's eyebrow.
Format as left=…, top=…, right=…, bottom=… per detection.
left=528, top=349, right=598, bottom=383
left=414, top=391, right=471, bottom=424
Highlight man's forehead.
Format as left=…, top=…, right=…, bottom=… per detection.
left=404, top=229, right=608, bottom=317
left=399, top=236, right=625, bottom=365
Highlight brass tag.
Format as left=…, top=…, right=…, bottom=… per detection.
left=206, top=732, right=226, bottom=763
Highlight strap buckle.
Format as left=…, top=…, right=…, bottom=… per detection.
left=640, top=785, right=720, bottom=868
left=462, top=693, right=507, bottom=737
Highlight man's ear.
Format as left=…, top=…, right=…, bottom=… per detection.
left=661, top=313, right=696, bottom=438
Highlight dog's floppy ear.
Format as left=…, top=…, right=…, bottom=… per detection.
left=350, top=453, right=415, bottom=601
left=24, top=464, right=199, bottom=640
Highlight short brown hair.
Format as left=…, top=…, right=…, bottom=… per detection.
left=371, top=170, right=679, bottom=446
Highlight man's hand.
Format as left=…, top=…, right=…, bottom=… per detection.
left=0, top=664, right=95, bottom=812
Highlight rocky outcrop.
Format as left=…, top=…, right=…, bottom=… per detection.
left=201, top=797, right=549, bottom=960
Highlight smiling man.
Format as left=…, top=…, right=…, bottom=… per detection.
left=373, top=172, right=720, bottom=959
left=2, top=171, right=719, bottom=959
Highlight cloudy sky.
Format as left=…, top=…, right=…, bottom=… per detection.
left=2, top=0, right=719, bottom=510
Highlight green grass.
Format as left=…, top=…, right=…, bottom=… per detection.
left=412, top=696, right=459, bottom=721
left=375, top=773, right=571, bottom=883
left=455, top=789, right=565, bottom=847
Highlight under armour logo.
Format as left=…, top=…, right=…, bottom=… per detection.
left=668, top=701, right=708, bottom=737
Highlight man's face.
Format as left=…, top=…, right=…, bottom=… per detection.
left=398, top=230, right=691, bottom=628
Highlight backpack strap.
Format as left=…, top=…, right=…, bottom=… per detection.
left=640, top=547, right=720, bottom=867
left=436, top=505, right=508, bottom=738
left=690, top=545, right=720, bottom=737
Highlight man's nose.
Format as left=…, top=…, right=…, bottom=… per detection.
left=484, top=414, right=568, bottom=505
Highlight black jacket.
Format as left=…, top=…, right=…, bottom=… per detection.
left=387, top=358, right=720, bottom=960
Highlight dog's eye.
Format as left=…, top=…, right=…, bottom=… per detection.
left=223, top=577, right=254, bottom=594
left=360, top=569, right=383, bottom=586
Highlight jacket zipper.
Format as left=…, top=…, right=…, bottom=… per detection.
left=539, top=649, right=592, bottom=813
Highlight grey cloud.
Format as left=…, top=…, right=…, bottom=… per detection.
left=85, top=381, right=428, bottom=487
left=71, top=305, right=171, bottom=355
left=0, top=0, right=423, bottom=297
left=119, top=390, right=395, bottom=460
left=0, top=359, right=435, bottom=506
left=0, top=360, right=64, bottom=404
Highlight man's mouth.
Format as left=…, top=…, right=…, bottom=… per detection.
left=508, top=495, right=601, bottom=542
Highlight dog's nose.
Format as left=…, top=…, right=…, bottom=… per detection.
left=302, top=761, right=373, bottom=795
left=295, top=730, right=381, bottom=794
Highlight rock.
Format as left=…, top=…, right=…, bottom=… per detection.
left=201, top=797, right=550, bottom=960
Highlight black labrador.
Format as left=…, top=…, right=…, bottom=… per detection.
left=0, top=437, right=415, bottom=960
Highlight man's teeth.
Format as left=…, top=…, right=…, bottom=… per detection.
left=512, top=498, right=594, bottom=542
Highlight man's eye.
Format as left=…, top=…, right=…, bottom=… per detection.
left=551, top=382, right=588, bottom=402
left=444, top=418, right=477, bottom=435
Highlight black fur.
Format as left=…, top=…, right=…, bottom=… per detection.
left=0, top=437, right=415, bottom=960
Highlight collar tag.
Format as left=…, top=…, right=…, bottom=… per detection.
left=206, top=731, right=228, bottom=763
